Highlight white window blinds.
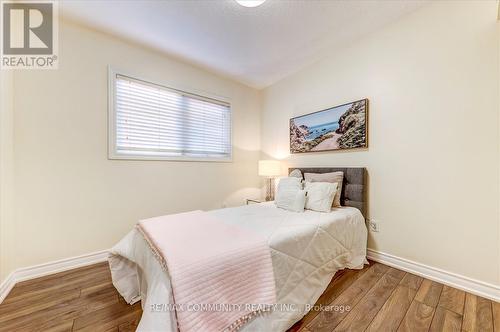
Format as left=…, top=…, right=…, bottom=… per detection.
left=111, top=74, right=232, bottom=161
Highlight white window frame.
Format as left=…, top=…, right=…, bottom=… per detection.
left=108, top=67, right=232, bottom=162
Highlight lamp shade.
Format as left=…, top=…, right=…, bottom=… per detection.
left=258, top=160, right=281, bottom=177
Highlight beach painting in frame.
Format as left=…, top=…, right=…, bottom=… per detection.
left=290, top=99, right=368, bottom=153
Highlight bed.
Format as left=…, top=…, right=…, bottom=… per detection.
left=109, top=167, right=368, bottom=332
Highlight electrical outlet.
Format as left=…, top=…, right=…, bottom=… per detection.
left=367, top=219, right=379, bottom=232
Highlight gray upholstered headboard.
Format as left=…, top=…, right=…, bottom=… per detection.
left=289, top=167, right=366, bottom=218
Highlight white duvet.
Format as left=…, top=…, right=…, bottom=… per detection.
left=109, top=202, right=368, bottom=332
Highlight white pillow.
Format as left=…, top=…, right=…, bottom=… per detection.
left=275, top=177, right=305, bottom=212
left=304, top=181, right=338, bottom=212
left=304, top=171, right=343, bottom=207
left=275, top=189, right=306, bottom=212
left=274, top=176, right=302, bottom=197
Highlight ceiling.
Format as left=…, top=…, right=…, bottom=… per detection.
left=60, top=0, right=426, bottom=89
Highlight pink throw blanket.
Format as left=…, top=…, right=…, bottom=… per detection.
left=137, top=210, right=276, bottom=332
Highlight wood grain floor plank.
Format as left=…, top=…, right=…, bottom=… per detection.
left=414, top=279, right=443, bottom=308
left=0, top=293, right=85, bottom=331
left=400, top=273, right=423, bottom=291
left=386, top=267, right=406, bottom=280
left=366, top=284, right=417, bottom=332
left=0, top=287, right=81, bottom=323
left=438, top=285, right=465, bottom=315
left=398, top=300, right=435, bottom=332
left=314, top=268, right=368, bottom=306
left=102, top=327, right=120, bottom=332
left=0, top=281, right=121, bottom=331
left=298, top=327, right=313, bottom=332
left=306, top=263, right=385, bottom=332
left=429, top=307, right=462, bottom=332
left=493, top=301, right=500, bottom=332
left=42, top=320, right=75, bottom=332
left=73, top=301, right=142, bottom=332
left=371, top=262, right=390, bottom=275
left=118, top=314, right=142, bottom=332
left=333, top=272, right=403, bottom=332
left=288, top=268, right=367, bottom=332
left=76, top=285, right=121, bottom=316
left=462, top=293, right=494, bottom=332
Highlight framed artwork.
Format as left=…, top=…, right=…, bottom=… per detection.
left=290, top=98, right=368, bottom=153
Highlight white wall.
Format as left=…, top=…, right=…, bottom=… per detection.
left=261, top=1, right=500, bottom=285
left=5, top=21, right=262, bottom=276
left=0, top=71, right=14, bottom=281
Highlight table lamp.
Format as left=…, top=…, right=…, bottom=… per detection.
left=258, top=160, right=281, bottom=201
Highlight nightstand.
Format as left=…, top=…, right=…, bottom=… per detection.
left=246, top=198, right=263, bottom=205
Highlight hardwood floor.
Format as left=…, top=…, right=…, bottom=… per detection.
left=0, top=261, right=498, bottom=331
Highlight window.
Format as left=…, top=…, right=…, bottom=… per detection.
left=109, top=70, right=232, bottom=161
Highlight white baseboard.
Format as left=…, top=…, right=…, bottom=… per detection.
left=367, top=249, right=500, bottom=302
left=0, top=250, right=109, bottom=304
left=0, top=272, right=16, bottom=304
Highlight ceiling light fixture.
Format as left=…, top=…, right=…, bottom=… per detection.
left=235, top=0, right=266, bottom=8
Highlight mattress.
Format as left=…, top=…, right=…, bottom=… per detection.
left=109, top=202, right=368, bottom=332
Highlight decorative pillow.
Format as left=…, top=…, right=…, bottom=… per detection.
left=275, top=189, right=306, bottom=213
left=275, top=177, right=302, bottom=196
left=304, top=182, right=338, bottom=212
left=289, top=169, right=303, bottom=179
left=275, top=177, right=305, bottom=212
left=304, top=172, right=344, bottom=207
left=274, top=174, right=302, bottom=197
